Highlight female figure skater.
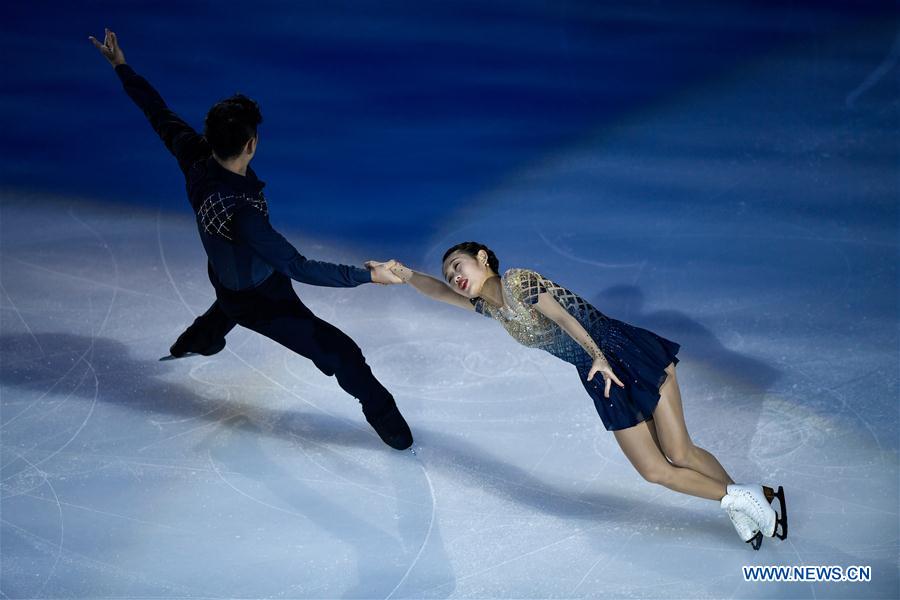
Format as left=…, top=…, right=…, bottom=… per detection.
left=375, top=242, right=787, bottom=549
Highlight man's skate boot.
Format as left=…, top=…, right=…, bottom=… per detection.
left=365, top=402, right=413, bottom=450
left=726, top=483, right=788, bottom=549
left=160, top=328, right=226, bottom=361
left=720, top=493, right=760, bottom=545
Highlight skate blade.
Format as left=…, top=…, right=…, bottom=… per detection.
left=763, top=485, right=788, bottom=540
left=158, top=352, right=201, bottom=361
left=747, top=531, right=763, bottom=550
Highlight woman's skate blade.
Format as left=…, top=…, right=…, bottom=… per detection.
left=763, top=485, right=788, bottom=540
left=748, top=531, right=763, bottom=550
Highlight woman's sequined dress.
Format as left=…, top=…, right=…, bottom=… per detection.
left=471, top=268, right=680, bottom=431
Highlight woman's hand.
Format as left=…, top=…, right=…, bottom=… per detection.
left=364, top=260, right=403, bottom=285
left=89, top=28, right=126, bottom=67
left=587, top=356, right=625, bottom=398
left=365, top=259, right=412, bottom=283
left=388, top=260, right=413, bottom=283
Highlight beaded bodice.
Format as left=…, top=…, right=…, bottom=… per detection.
left=471, top=268, right=608, bottom=367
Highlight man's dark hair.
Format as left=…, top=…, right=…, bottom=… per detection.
left=204, top=94, right=263, bottom=159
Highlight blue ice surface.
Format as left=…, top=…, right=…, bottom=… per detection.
left=1, top=1, right=898, bottom=598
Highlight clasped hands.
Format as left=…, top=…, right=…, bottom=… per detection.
left=364, top=259, right=408, bottom=285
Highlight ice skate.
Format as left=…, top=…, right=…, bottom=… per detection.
left=763, top=485, right=788, bottom=540
left=365, top=402, right=414, bottom=450
left=720, top=493, right=760, bottom=546
left=727, top=483, right=787, bottom=546
left=159, top=333, right=226, bottom=361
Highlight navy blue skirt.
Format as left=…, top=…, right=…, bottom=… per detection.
left=577, top=318, right=680, bottom=431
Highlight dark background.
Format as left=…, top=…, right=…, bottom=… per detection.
left=2, top=1, right=895, bottom=254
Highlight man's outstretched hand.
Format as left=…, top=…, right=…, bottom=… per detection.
left=365, top=260, right=403, bottom=285
left=89, top=28, right=126, bottom=67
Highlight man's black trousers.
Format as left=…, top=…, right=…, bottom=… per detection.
left=182, top=266, right=396, bottom=420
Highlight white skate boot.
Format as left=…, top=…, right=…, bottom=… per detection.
left=720, top=493, right=760, bottom=544
left=727, top=483, right=788, bottom=549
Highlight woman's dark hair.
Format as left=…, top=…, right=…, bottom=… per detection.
left=442, top=242, right=500, bottom=274
left=204, top=94, right=263, bottom=159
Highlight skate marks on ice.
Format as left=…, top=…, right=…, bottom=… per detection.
left=2, top=205, right=897, bottom=597
left=845, top=29, right=900, bottom=109
left=0, top=329, right=765, bottom=596
left=0, top=330, right=450, bottom=597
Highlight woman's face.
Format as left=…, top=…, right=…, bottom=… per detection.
left=442, top=250, right=493, bottom=298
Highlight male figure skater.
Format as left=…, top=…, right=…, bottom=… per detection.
left=90, top=28, right=413, bottom=450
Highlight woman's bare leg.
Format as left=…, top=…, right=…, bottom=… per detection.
left=613, top=420, right=727, bottom=501
left=652, top=363, right=734, bottom=485
left=645, top=417, right=667, bottom=458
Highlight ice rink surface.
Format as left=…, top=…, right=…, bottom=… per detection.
left=1, top=2, right=897, bottom=598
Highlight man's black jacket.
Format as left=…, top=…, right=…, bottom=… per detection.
left=115, top=63, right=372, bottom=291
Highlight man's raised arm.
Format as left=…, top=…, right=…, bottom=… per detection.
left=90, top=28, right=208, bottom=175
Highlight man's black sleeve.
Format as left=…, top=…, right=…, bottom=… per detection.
left=233, top=206, right=373, bottom=288
left=115, top=64, right=209, bottom=175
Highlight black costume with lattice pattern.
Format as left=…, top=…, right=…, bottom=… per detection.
left=198, top=191, right=269, bottom=241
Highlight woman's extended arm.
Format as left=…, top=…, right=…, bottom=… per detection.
left=387, top=262, right=476, bottom=311
left=533, top=292, right=624, bottom=397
